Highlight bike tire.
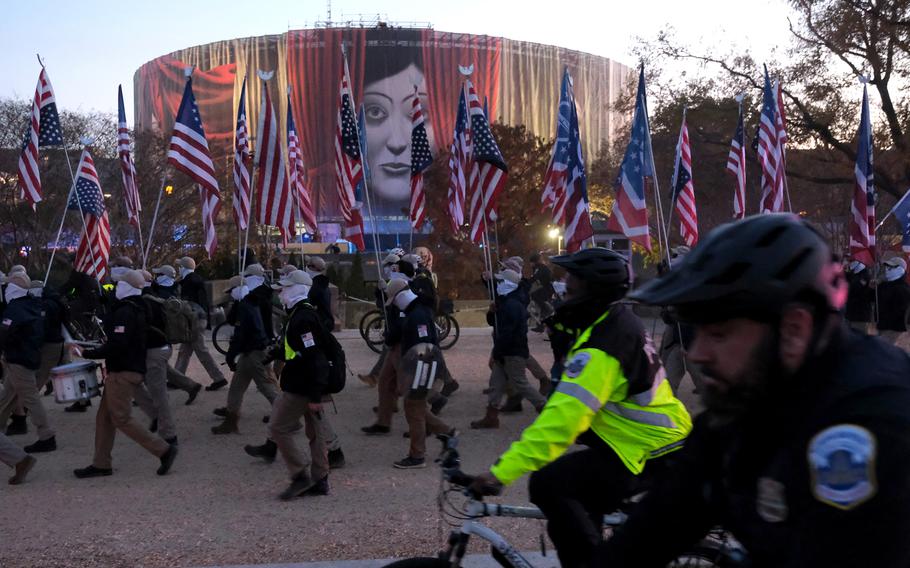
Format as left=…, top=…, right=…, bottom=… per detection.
left=362, top=312, right=385, bottom=354
left=359, top=309, right=381, bottom=341
left=381, top=558, right=449, bottom=568
left=212, top=322, right=233, bottom=356
left=666, top=544, right=736, bottom=567
left=434, top=313, right=451, bottom=341
left=439, top=315, right=460, bottom=350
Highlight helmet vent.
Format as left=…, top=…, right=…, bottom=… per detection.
left=755, top=225, right=789, bottom=247
left=704, top=261, right=750, bottom=285
left=774, top=248, right=812, bottom=281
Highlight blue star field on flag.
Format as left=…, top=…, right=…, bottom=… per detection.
left=68, top=169, right=106, bottom=217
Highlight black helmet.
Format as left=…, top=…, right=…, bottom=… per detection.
left=630, top=214, right=847, bottom=322
left=551, top=248, right=630, bottom=299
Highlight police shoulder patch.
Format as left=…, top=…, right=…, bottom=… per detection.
left=808, top=424, right=877, bottom=511
left=564, top=352, right=592, bottom=379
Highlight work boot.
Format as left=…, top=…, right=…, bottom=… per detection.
left=8, top=455, right=36, bottom=485
left=5, top=415, right=27, bottom=436
left=441, top=379, right=460, bottom=397
left=24, top=436, right=57, bottom=453
left=186, top=383, right=202, bottom=405
left=74, top=465, right=112, bottom=479
left=393, top=456, right=426, bottom=469
left=205, top=379, right=228, bottom=392
left=211, top=412, right=239, bottom=434
left=64, top=400, right=91, bottom=412
left=245, top=439, right=277, bottom=463
left=304, top=475, right=330, bottom=496
left=280, top=472, right=314, bottom=501
left=361, top=424, right=391, bottom=435
left=328, top=448, right=346, bottom=469
left=500, top=395, right=524, bottom=413
left=470, top=406, right=500, bottom=429
left=213, top=407, right=228, bottom=417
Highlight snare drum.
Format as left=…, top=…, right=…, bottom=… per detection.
left=51, top=361, right=101, bottom=404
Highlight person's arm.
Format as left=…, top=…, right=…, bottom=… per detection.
left=225, top=305, right=249, bottom=369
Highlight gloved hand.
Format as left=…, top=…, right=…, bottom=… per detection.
left=227, top=358, right=237, bottom=372
left=468, top=471, right=503, bottom=498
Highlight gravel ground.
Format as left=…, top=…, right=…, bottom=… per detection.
left=0, top=327, right=699, bottom=568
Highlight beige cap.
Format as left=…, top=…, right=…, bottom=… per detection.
left=306, top=256, right=326, bottom=271
left=401, top=254, right=421, bottom=268
left=382, top=253, right=401, bottom=266
left=279, top=264, right=297, bottom=276
left=7, top=272, right=30, bottom=289
left=500, top=256, right=523, bottom=273
left=495, top=269, right=522, bottom=285
left=112, top=256, right=134, bottom=268
left=226, top=275, right=243, bottom=290
left=9, top=264, right=26, bottom=275
left=385, top=279, right=411, bottom=306
left=176, top=256, right=196, bottom=270
left=273, top=270, right=312, bottom=289
left=152, top=265, right=176, bottom=278
left=243, top=263, right=265, bottom=277
left=140, top=270, right=153, bottom=282
left=122, top=269, right=147, bottom=290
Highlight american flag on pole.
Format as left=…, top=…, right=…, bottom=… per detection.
left=117, top=85, right=141, bottom=228
left=335, top=55, right=366, bottom=250
left=68, top=149, right=111, bottom=280
left=409, top=86, right=433, bottom=230
left=849, top=84, right=876, bottom=266
left=756, top=67, right=786, bottom=214
left=288, top=92, right=318, bottom=235
left=670, top=112, right=698, bottom=247
left=774, top=80, right=790, bottom=210
left=17, top=68, right=64, bottom=208
left=465, top=80, right=508, bottom=244
left=541, top=68, right=572, bottom=224
left=891, top=190, right=910, bottom=254
left=607, top=67, right=653, bottom=251
left=167, top=74, right=222, bottom=257
left=255, top=76, right=294, bottom=244
left=232, top=77, right=252, bottom=231
left=446, top=90, right=469, bottom=234
left=558, top=70, right=592, bottom=253
left=726, top=102, right=747, bottom=219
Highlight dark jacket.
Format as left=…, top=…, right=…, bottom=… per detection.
left=308, top=274, right=334, bottom=331
left=845, top=269, right=875, bottom=324
left=488, top=290, right=529, bottom=360
left=877, top=278, right=910, bottom=332
left=179, top=271, right=209, bottom=312
left=598, top=326, right=910, bottom=568
left=387, top=299, right=438, bottom=353
left=0, top=296, right=44, bottom=370
left=82, top=296, right=148, bottom=374
left=226, top=295, right=268, bottom=366
left=247, top=284, right=276, bottom=339
left=530, top=263, right=554, bottom=303
left=40, top=289, right=68, bottom=344
left=140, top=292, right=168, bottom=349
left=411, top=271, right=438, bottom=312
left=279, top=299, right=330, bottom=399
left=151, top=281, right=179, bottom=300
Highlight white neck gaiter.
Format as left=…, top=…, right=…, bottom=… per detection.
left=496, top=280, right=519, bottom=297
left=393, top=289, right=418, bottom=311
left=244, top=275, right=265, bottom=290
left=5, top=283, right=28, bottom=302
left=156, top=275, right=175, bottom=287
left=115, top=280, right=142, bottom=300
left=179, top=267, right=193, bottom=280
left=279, top=284, right=310, bottom=308
left=230, top=285, right=250, bottom=302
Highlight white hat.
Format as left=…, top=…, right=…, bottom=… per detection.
left=495, top=269, right=522, bottom=285
left=272, top=270, right=312, bottom=289
left=152, top=265, right=177, bottom=278
left=176, top=256, right=196, bottom=270
left=243, top=263, right=265, bottom=277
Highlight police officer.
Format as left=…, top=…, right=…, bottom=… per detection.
left=469, top=249, right=692, bottom=568
left=175, top=256, right=228, bottom=391
left=598, top=214, right=910, bottom=567
left=73, top=269, right=178, bottom=478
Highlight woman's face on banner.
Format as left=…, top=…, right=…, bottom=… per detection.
left=363, top=63, right=434, bottom=207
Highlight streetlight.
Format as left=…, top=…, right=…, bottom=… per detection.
left=548, top=227, right=563, bottom=255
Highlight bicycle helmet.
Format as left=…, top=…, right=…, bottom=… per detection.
left=551, top=248, right=630, bottom=300
left=630, top=214, right=847, bottom=323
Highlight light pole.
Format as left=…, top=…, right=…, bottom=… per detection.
left=548, top=227, right=563, bottom=255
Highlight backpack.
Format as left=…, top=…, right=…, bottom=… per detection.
left=322, top=331, right=347, bottom=394
left=146, top=295, right=196, bottom=344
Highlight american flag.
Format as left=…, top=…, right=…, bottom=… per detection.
left=446, top=90, right=469, bottom=234
left=849, top=84, right=876, bottom=266
left=774, top=80, right=790, bottom=210
left=756, top=67, right=786, bottom=214
left=558, top=70, right=592, bottom=253
left=891, top=190, right=910, bottom=254
left=288, top=92, right=318, bottom=235
left=334, top=55, right=366, bottom=250
left=232, top=77, right=252, bottom=231
left=607, top=67, right=653, bottom=251
left=541, top=68, right=572, bottom=224
left=726, top=102, right=747, bottom=219
left=17, top=68, right=64, bottom=208
left=68, top=149, right=110, bottom=280
left=117, top=85, right=141, bottom=228
left=465, top=80, right=508, bottom=244
left=255, top=79, right=294, bottom=244
left=167, top=75, right=221, bottom=257
left=670, top=112, right=698, bottom=247
left=409, top=86, right=433, bottom=230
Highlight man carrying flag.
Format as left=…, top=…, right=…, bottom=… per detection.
left=17, top=67, right=64, bottom=208
left=409, top=86, right=433, bottom=230
left=670, top=111, right=698, bottom=247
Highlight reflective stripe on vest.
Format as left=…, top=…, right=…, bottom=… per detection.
left=602, top=402, right=678, bottom=429
left=555, top=381, right=601, bottom=413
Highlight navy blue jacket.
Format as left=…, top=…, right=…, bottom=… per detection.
left=387, top=299, right=438, bottom=353
left=488, top=290, right=529, bottom=360
left=0, top=296, right=44, bottom=370
left=226, top=295, right=269, bottom=365
left=308, top=274, right=334, bottom=331
left=279, top=300, right=330, bottom=399
left=82, top=296, right=148, bottom=374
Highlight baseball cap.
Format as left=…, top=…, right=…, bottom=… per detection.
left=382, top=253, right=401, bottom=266
left=7, top=272, right=30, bottom=289
left=272, top=270, right=312, bottom=289
left=278, top=264, right=297, bottom=276
left=226, top=275, right=243, bottom=290
left=307, top=256, right=326, bottom=271
left=243, top=263, right=265, bottom=277
left=176, top=256, right=196, bottom=270
left=385, top=279, right=411, bottom=306
left=152, top=265, right=176, bottom=278
left=112, top=256, right=134, bottom=268
left=122, top=269, right=147, bottom=290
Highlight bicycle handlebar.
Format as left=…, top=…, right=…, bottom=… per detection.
left=436, top=434, right=502, bottom=498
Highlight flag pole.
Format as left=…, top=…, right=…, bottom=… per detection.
left=144, top=169, right=170, bottom=266
left=874, top=189, right=910, bottom=231
left=62, top=140, right=102, bottom=292
left=135, top=212, right=147, bottom=270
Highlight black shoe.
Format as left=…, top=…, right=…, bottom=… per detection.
left=430, top=396, right=448, bottom=416
left=245, top=440, right=277, bottom=463
left=157, top=444, right=178, bottom=475
left=372, top=406, right=398, bottom=414
left=304, top=476, right=330, bottom=496
left=43, top=383, right=54, bottom=396
left=165, top=436, right=178, bottom=445
left=361, top=424, right=391, bottom=435
left=166, top=382, right=178, bottom=390
left=213, top=407, right=228, bottom=417
left=149, top=419, right=158, bottom=433
left=441, top=380, right=460, bottom=397
left=74, top=465, right=112, bottom=479
left=501, top=397, right=524, bottom=413
left=186, top=384, right=202, bottom=405
left=205, top=379, right=228, bottom=392
left=482, top=387, right=493, bottom=395
left=5, top=415, right=27, bottom=436
left=279, top=473, right=314, bottom=501
left=262, top=415, right=270, bottom=424
left=393, top=456, right=426, bottom=469
left=328, top=448, right=346, bottom=469
left=24, top=436, right=56, bottom=454
left=65, top=401, right=91, bottom=412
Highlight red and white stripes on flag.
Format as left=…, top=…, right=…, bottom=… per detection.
left=409, top=86, right=433, bottom=230
left=757, top=68, right=786, bottom=214
left=334, top=55, right=366, bottom=250
left=117, top=85, right=141, bottom=228
left=199, top=186, right=221, bottom=259
left=255, top=76, right=294, bottom=244
left=72, top=151, right=111, bottom=281
left=464, top=80, right=508, bottom=244
left=288, top=92, right=318, bottom=235
left=17, top=68, right=62, bottom=208
left=232, top=77, right=252, bottom=231
left=726, top=103, right=747, bottom=219
left=774, top=80, right=790, bottom=210
left=671, top=114, right=698, bottom=247
left=446, top=90, right=469, bottom=234
left=849, top=84, right=876, bottom=266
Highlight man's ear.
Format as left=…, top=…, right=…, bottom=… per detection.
left=779, top=306, right=814, bottom=372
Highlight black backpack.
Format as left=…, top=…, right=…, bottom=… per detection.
left=322, top=330, right=347, bottom=395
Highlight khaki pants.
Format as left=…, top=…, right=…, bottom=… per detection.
left=10, top=342, right=65, bottom=416
left=375, top=346, right=402, bottom=427
left=269, top=392, right=329, bottom=481
left=226, top=350, right=279, bottom=413
left=0, top=432, right=26, bottom=468
left=320, top=395, right=341, bottom=451
left=165, top=362, right=201, bottom=393
left=93, top=371, right=169, bottom=469
left=403, top=398, right=451, bottom=460
left=175, top=308, right=226, bottom=384
left=0, top=361, right=54, bottom=440
left=135, top=347, right=177, bottom=440
left=488, top=356, right=546, bottom=410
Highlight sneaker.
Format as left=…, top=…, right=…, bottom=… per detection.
left=393, top=456, right=426, bottom=469
left=24, top=436, right=56, bottom=454
left=245, top=440, right=277, bottom=463
left=213, top=407, right=228, bottom=417
left=361, top=424, right=391, bottom=435
left=430, top=396, right=448, bottom=416
left=5, top=415, right=27, bottom=436
left=8, top=455, right=36, bottom=485
left=328, top=448, right=346, bottom=469
left=205, top=379, right=228, bottom=392
left=279, top=473, right=314, bottom=501
left=74, top=465, right=112, bottom=479
left=441, top=380, right=460, bottom=397
left=157, top=444, right=178, bottom=475
left=64, top=400, right=91, bottom=413
left=304, top=476, right=330, bottom=496
left=186, top=384, right=202, bottom=405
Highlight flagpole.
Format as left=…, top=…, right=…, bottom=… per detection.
left=144, top=169, right=170, bottom=266
left=874, top=189, right=910, bottom=231
left=135, top=214, right=147, bottom=270
left=44, top=169, right=79, bottom=285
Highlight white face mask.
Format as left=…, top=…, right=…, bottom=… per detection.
left=115, top=280, right=141, bottom=300
left=155, top=275, right=175, bottom=287
left=110, top=266, right=129, bottom=282
left=552, top=281, right=567, bottom=296
left=179, top=267, right=193, bottom=279
left=389, top=271, right=410, bottom=282
left=230, top=285, right=249, bottom=302
left=382, top=266, right=393, bottom=279
left=306, top=269, right=320, bottom=279
left=28, top=287, right=43, bottom=298
left=279, top=284, right=310, bottom=308
left=496, top=280, right=519, bottom=297
left=393, top=289, right=418, bottom=311
left=244, top=275, right=265, bottom=290
left=885, top=266, right=906, bottom=282
left=4, top=283, right=28, bottom=302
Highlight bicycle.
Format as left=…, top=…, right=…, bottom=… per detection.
left=382, top=435, right=748, bottom=568
left=212, top=302, right=286, bottom=355
left=359, top=309, right=460, bottom=353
